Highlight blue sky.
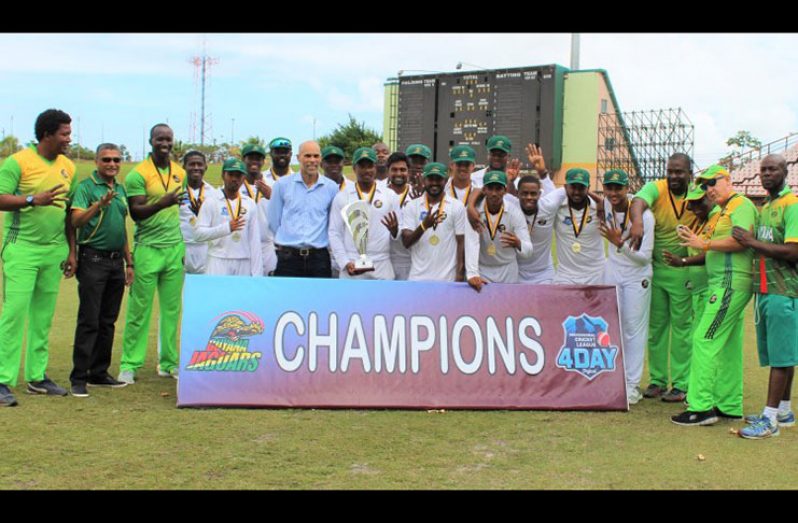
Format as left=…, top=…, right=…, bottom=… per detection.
left=0, top=33, right=795, bottom=168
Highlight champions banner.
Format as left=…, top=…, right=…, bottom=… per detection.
left=177, top=275, right=628, bottom=410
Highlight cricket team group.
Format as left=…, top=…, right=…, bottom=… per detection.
left=0, top=109, right=796, bottom=441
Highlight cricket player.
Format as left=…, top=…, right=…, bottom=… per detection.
left=372, top=142, right=390, bottom=187
left=329, top=147, right=400, bottom=280
left=671, top=165, right=757, bottom=426
left=321, top=145, right=347, bottom=278
left=119, top=123, right=185, bottom=384
left=181, top=150, right=216, bottom=274
left=262, top=136, right=294, bottom=187
left=733, top=155, right=798, bottom=438
left=195, top=158, right=262, bottom=276
left=628, top=153, right=698, bottom=403
left=514, top=175, right=555, bottom=284
left=405, top=144, right=431, bottom=193
left=446, top=145, right=477, bottom=205
left=0, top=108, right=77, bottom=405
left=599, top=169, right=654, bottom=405
left=385, top=152, right=415, bottom=280
left=465, top=170, right=532, bottom=291
left=241, top=143, right=277, bottom=275
left=402, top=162, right=466, bottom=282
left=538, top=168, right=605, bottom=285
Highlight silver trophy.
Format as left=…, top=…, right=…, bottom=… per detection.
left=341, top=200, right=374, bottom=272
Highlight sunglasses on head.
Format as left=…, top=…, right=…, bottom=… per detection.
left=699, top=176, right=724, bottom=191
left=100, top=157, right=122, bottom=163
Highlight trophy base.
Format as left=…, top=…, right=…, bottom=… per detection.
left=352, top=257, right=375, bottom=273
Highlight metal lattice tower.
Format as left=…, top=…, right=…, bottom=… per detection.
left=598, top=108, right=694, bottom=191
left=189, top=41, right=219, bottom=146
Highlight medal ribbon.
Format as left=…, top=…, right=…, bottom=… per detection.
left=243, top=180, right=262, bottom=203
left=399, top=186, right=410, bottom=207
left=667, top=187, right=687, bottom=220
left=425, top=195, right=447, bottom=230
left=187, top=184, right=204, bottom=216
left=356, top=182, right=376, bottom=204
left=152, top=156, right=171, bottom=192
left=450, top=182, right=472, bottom=205
left=225, top=194, right=242, bottom=222
left=611, top=202, right=631, bottom=233
left=568, top=201, right=589, bottom=239
left=484, top=200, right=505, bottom=241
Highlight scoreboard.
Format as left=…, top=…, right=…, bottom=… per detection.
left=395, top=64, right=563, bottom=170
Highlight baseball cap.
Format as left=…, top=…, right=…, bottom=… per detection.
left=449, top=145, right=476, bottom=163
left=483, top=170, right=507, bottom=187
left=322, top=145, right=345, bottom=160
left=269, top=137, right=292, bottom=150
left=241, top=144, right=266, bottom=157
left=405, top=144, right=432, bottom=159
left=602, top=169, right=629, bottom=186
left=486, top=135, right=512, bottom=154
left=565, top=168, right=590, bottom=186
left=423, top=162, right=448, bottom=178
left=353, top=147, right=377, bottom=164
left=222, top=158, right=247, bottom=174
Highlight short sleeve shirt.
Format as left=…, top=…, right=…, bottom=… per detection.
left=72, top=171, right=129, bottom=251
left=753, top=186, right=798, bottom=297
left=0, top=146, right=77, bottom=246
left=125, top=155, right=186, bottom=247
left=705, top=193, right=758, bottom=292
left=635, top=179, right=699, bottom=265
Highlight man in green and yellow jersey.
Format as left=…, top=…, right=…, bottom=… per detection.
left=671, top=164, right=757, bottom=426
left=118, top=123, right=185, bottom=384
left=0, top=109, right=78, bottom=406
left=629, top=153, right=697, bottom=403
left=733, top=154, right=798, bottom=439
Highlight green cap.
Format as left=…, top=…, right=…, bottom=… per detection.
left=483, top=170, right=507, bottom=187
left=602, top=169, right=629, bottom=186
left=486, top=135, right=512, bottom=153
left=449, top=145, right=476, bottom=163
left=565, top=168, right=591, bottom=186
left=423, top=162, right=448, bottom=178
left=352, top=147, right=377, bottom=164
left=685, top=185, right=707, bottom=201
left=222, top=158, right=247, bottom=174
left=405, top=144, right=432, bottom=159
left=322, top=145, right=345, bottom=160
left=696, top=164, right=729, bottom=181
left=268, top=137, right=292, bottom=150
left=241, top=144, right=266, bottom=157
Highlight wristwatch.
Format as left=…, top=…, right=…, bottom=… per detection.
left=25, top=195, right=35, bottom=207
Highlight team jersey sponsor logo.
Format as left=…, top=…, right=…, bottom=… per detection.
left=374, top=199, right=383, bottom=208
left=186, top=311, right=264, bottom=372
left=556, top=314, right=618, bottom=380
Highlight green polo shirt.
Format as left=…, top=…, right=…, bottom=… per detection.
left=753, top=185, right=798, bottom=297
left=705, top=192, right=758, bottom=292
left=72, top=171, right=129, bottom=251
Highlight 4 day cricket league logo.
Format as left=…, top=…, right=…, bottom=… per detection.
left=186, top=311, right=264, bottom=372
left=556, top=314, right=618, bottom=380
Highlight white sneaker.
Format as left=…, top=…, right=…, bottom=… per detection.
left=156, top=365, right=179, bottom=380
left=627, top=387, right=643, bottom=405
left=118, top=370, right=136, bottom=385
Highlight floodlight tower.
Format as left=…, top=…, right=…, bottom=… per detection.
left=189, top=39, right=219, bottom=146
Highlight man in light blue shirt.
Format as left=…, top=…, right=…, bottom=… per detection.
left=268, top=140, right=340, bottom=277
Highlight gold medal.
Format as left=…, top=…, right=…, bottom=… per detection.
left=189, top=216, right=197, bottom=226
left=231, top=232, right=241, bottom=242
left=487, top=243, right=497, bottom=256
left=572, top=242, right=582, bottom=254
left=429, top=234, right=440, bottom=246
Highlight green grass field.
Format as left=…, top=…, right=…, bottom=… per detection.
left=0, top=161, right=796, bottom=489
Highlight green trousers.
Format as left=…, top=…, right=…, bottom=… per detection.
left=690, top=289, right=708, bottom=341
left=687, top=286, right=751, bottom=415
left=0, top=241, right=67, bottom=386
left=120, top=243, right=184, bottom=374
left=648, top=265, right=693, bottom=390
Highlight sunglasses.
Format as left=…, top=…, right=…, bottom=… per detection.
left=699, top=176, right=724, bottom=191
left=100, top=157, right=122, bottom=163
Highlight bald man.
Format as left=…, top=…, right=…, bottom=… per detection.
left=267, top=141, right=340, bottom=277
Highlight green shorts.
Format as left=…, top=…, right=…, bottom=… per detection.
left=756, top=293, right=798, bottom=367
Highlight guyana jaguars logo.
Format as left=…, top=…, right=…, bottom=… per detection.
left=186, top=311, right=264, bottom=372
left=556, top=314, right=618, bottom=380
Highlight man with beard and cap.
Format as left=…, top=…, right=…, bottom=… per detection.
left=0, top=109, right=78, bottom=405
left=194, top=158, right=262, bottom=277
left=241, top=143, right=277, bottom=275
left=402, top=162, right=466, bottom=282
left=671, top=164, right=757, bottom=427
left=663, top=185, right=718, bottom=354
left=118, top=123, right=185, bottom=384
left=537, top=168, right=605, bottom=285
left=599, top=169, right=654, bottom=405
left=628, top=153, right=698, bottom=403
left=446, top=145, right=478, bottom=207
left=329, top=147, right=400, bottom=280
left=405, top=143, right=432, bottom=193
left=180, top=150, right=217, bottom=275
left=321, top=145, right=347, bottom=277
left=268, top=141, right=340, bottom=278
left=372, top=142, right=390, bottom=187
left=385, top=152, right=414, bottom=280
left=732, top=155, right=798, bottom=439
left=465, top=170, right=532, bottom=292
left=262, top=137, right=294, bottom=190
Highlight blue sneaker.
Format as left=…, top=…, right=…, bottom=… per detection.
left=739, top=416, right=780, bottom=439
left=744, top=411, right=795, bottom=427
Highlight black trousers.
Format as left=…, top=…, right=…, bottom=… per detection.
left=273, top=247, right=332, bottom=278
left=70, top=248, right=126, bottom=385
